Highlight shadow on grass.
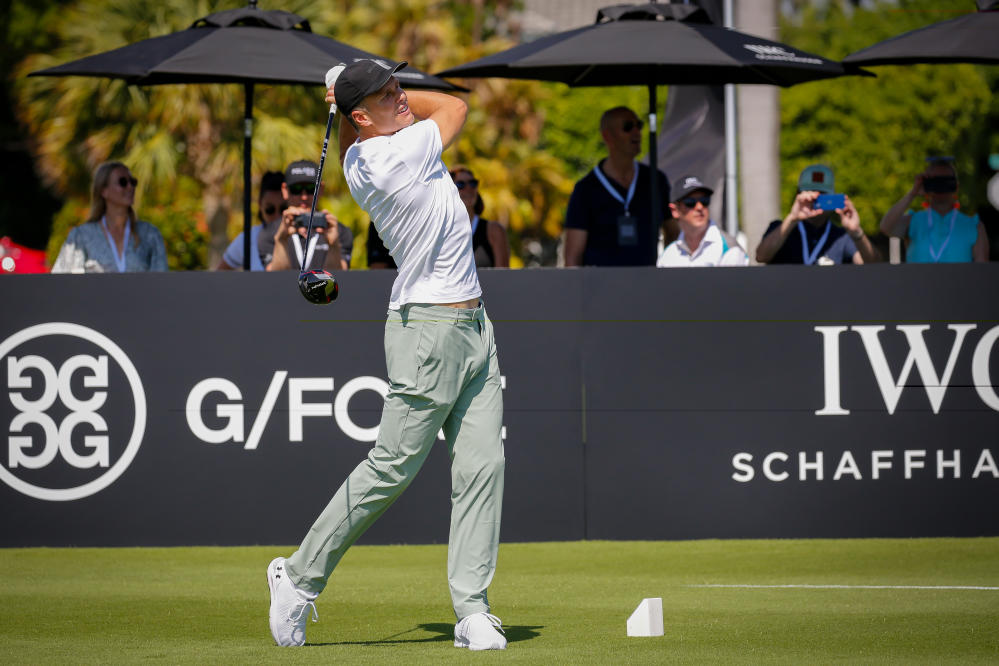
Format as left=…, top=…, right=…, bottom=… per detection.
left=309, top=622, right=543, bottom=646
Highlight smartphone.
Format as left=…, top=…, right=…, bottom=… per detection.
left=814, top=193, right=845, bottom=211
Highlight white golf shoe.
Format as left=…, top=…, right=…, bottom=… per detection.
left=454, top=612, right=507, bottom=650
left=266, top=557, right=318, bottom=646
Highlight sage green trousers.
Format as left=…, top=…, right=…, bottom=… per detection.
left=285, top=302, right=505, bottom=620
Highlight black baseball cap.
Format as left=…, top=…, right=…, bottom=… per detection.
left=285, top=160, right=318, bottom=186
left=334, top=59, right=408, bottom=117
left=673, top=175, right=714, bottom=201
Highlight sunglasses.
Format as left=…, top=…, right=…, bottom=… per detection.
left=680, top=196, right=711, bottom=208
left=289, top=183, right=316, bottom=195
left=263, top=204, right=277, bottom=216
left=454, top=179, right=479, bottom=190
left=622, top=120, right=644, bottom=132
left=118, top=176, right=138, bottom=188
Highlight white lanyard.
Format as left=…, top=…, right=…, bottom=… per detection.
left=593, top=161, right=638, bottom=215
left=101, top=216, right=129, bottom=272
left=470, top=214, right=480, bottom=235
left=926, top=208, right=958, bottom=263
left=291, top=233, right=320, bottom=270
left=797, top=220, right=831, bottom=266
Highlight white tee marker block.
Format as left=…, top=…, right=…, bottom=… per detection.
left=626, top=597, right=664, bottom=637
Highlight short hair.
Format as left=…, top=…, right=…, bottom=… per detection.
left=260, top=171, right=284, bottom=196
left=600, top=106, right=635, bottom=132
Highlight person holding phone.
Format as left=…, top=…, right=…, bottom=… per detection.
left=267, top=160, right=353, bottom=271
left=756, top=163, right=878, bottom=265
left=879, top=157, right=989, bottom=263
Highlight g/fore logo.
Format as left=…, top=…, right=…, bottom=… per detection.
left=186, top=373, right=507, bottom=446
left=0, top=323, right=146, bottom=501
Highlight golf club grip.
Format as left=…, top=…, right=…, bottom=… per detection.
left=325, top=65, right=345, bottom=117
left=298, top=111, right=335, bottom=276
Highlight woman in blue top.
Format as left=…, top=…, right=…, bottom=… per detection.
left=880, top=159, right=989, bottom=263
left=51, top=161, right=168, bottom=273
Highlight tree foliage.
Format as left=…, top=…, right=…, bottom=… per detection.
left=13, top=0, right=996, bottom=269
left=779, top=0, right=997, bottom=232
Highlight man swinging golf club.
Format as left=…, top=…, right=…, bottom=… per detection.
left=267, top=59, right=507, bottom=651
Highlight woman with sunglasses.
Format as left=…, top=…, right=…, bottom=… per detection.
left=52, top=161, right=167, bottom=273
left=879, top=158, right=989, bottom=263
left=449, top=165, right=510, bottom=268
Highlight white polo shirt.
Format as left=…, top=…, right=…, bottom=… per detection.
left=344, top=119, right=481, bottom=309
left=657, top=221, right=749, bottom=267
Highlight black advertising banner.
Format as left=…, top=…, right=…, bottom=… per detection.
left=0, top=265, right=996, bottom=546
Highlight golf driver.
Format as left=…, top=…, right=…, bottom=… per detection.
left=297, top=65, right=345, bottom=305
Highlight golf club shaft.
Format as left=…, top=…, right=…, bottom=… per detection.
left=299, top=110, right=335, bottom=276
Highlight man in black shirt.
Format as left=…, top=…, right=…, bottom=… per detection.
left=563, top=106, right=670, bottom=266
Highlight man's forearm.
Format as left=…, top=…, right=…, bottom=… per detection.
left=755, top=216, right=795, bottom=264
left=405, top=90, right=461, bottom=120
left=268, top=240, right=294, bottom=271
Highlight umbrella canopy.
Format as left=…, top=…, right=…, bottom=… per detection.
left=437, top=2, right=867, bottom=242
left=843, top=1, right=999, bottom=66
left=30, top=4, right=459, bottom=269
left=438, top=3, right=859, bottom=87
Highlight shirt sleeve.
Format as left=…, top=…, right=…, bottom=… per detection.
left=720, top=246, right=750, bottom=266
left=389, top=120, right=442, bottom=182
left=146, top=224, right=168, bottom=271
left=564, top=177, right=591, bottom=231
left=840, top=233, right=859, bottom=263
left=51, top=227, right=85, bottom=274
left=761, top=219, right=781, bottom=239
left=221, top=233, right=245, bottom=268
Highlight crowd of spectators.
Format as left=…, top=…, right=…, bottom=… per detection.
left=52, top=109, right=991, bottom=273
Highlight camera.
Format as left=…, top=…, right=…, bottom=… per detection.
left=923, top=176, right=957, bottom=193
left=294, top=213, right=325, bottom=231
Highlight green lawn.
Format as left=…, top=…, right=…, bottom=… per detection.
left=1, top=539, right=997, bottom=664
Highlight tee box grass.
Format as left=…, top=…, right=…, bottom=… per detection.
left=1, top=538, right=997, bottom=664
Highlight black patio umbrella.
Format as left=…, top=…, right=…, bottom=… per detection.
left=844, top=0, right=999, bottom=66
left=30, top=3, right=459, bottom=269
left=437, top=2, right=867, bottom=235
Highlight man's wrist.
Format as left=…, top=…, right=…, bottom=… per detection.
left=849, top=228, right=864, bottom=240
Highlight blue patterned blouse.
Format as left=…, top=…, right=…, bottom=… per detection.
left=51, top=220, right=168, bottom=273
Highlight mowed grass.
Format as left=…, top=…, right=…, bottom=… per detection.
left=1, top=539, right=997, bottom=664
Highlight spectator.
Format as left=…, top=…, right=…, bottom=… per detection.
left=657, top=175, right=748, bottom=267
left=879, top=157, right=989, bottom=263
left=450, top=165, right=510, bottom=268
left=366, top=220, right=395, bottom=269
left=51, top=161, right=167, bottom=273
left=217, top=171, right=286, bottom=270
left=564, top=106, right=670, bottom=266
left=267, top=160, right=353, bottom=272
left=756, top=164, right=877, bottom=265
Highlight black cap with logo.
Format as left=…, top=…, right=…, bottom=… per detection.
left=334, top=59, right=408, bottom=117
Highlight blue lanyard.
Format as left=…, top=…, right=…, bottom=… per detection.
left=797, top=221, right=831, bottom=265
left=593, top=161, right=638, bottom=215
left=925, top=208, right=958, bottom=263
left=101, top=216, right=129, bottom=272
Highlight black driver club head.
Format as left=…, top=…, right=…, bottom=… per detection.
left=298, top=269, right=339, bottom=305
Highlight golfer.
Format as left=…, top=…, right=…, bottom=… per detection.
left=267, top=59, right=507, bottom=652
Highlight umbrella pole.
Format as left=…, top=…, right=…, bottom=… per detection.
left=242, top=82, right=254, bottom=271
left=647, top=84, right=662, bottom=247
